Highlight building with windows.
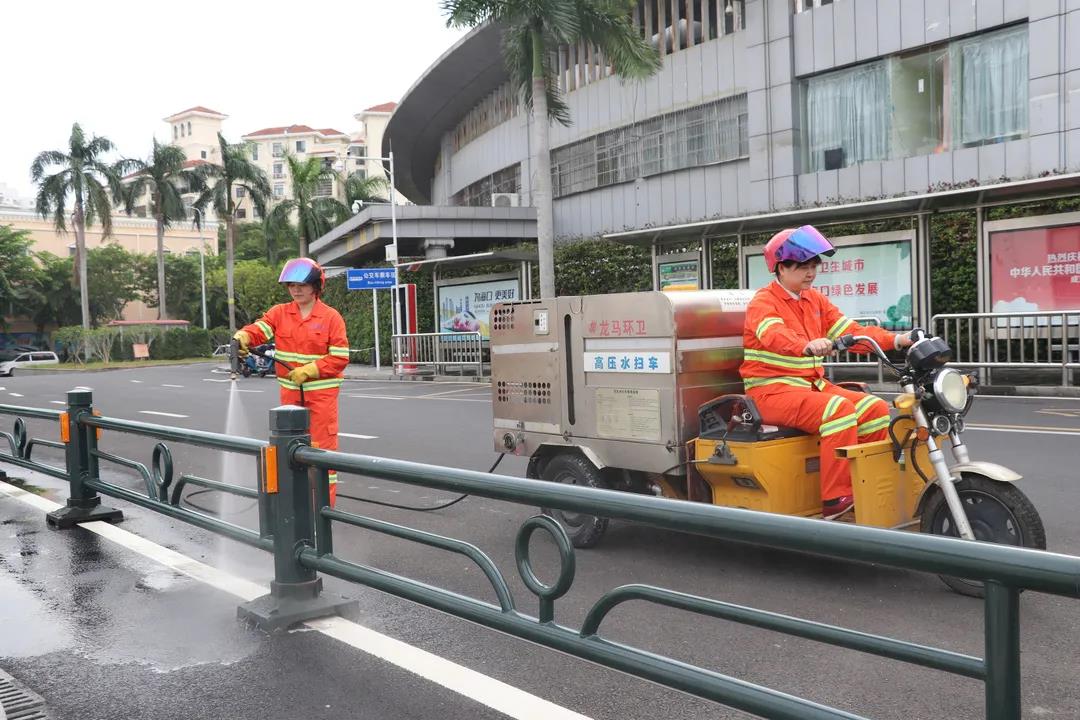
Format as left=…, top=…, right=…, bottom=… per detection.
left=311, top=0, right=1080, bottom=327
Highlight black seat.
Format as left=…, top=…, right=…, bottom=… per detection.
left=698, top=394, right=808, bottom=442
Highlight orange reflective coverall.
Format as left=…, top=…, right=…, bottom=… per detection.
left=740, top=281, right=898, bottom=502
left=241, top=299, right=349, bottom=505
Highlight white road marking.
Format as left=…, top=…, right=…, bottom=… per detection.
left=203, top=378, right=231, bottom=383
left=50, top=401, right=66, bottom=405
left=139, top=410, right=189, bottom=419
left=234, top=389, right=263, bottom=393
left=966, top=425, right=1080, bottom=437
left=130, top=380, right=143, bottom=383
left=162, top=384, right=184, bottom=388
left=340, top=432, right=378, bottom=440
left=418, top=387, right=487, bottom=398
left=9, top=393, right=23, bottom=397
left=0, top=480, right=593, bottom=720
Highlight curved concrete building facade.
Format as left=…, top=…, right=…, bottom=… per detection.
left=382, top=0, right=1080, bottom=248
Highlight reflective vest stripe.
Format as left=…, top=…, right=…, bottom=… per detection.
left=743, top=348, right=823, bottom=369
left=328, top=346, right=350, bottom=358
left=277, top=377, right=343, bottom=391
left=275, top=350, right=324, bottom=363
left=744, top=376, right=813, bottom=390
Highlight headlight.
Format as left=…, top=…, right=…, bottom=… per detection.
left=932, top=369, right=968, bottom=413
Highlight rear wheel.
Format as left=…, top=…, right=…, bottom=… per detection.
left=921, top=474, right=1046, bottom=597
left=539, top=453, right=610, bottom=549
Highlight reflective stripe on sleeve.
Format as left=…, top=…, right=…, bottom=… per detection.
left=826, top=316, right=855, bottom=340
left=755, top=317, right=784, bottom=340
left=255, top=320, right=274, bottom=340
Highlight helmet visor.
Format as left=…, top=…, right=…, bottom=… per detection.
left=776, top=226, right=836, bottom=265
left=278, top=258, right=316, bottom=284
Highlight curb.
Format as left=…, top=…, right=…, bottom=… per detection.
left=15, top=359, right=218, bottom=375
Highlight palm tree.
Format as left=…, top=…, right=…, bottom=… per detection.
left=344, top=172, right=390, bottom=210
left=269, top=152, right=349, bottom=258
left=117, top=140, right=204, bottom=319
left=443, top=0, right=660, bottom=298
left=31, top=123, right=124, bottom=328
left=193, top=133, right=271, bottom=332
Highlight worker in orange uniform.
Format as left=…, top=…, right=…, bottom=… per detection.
left=233, top=258, right=350, bottom=506
left=740, top=226, right=913, bottom=520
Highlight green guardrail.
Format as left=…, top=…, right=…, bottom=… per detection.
left=2, top=390, right=1080, bottom=720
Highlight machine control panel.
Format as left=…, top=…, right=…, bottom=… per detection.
left=533, top=309, right=549, bottom=335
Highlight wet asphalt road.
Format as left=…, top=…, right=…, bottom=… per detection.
left=1, top=363, right=1080, bottom=720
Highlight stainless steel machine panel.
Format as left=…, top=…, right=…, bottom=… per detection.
left=491, top=290, right=753, bottom=474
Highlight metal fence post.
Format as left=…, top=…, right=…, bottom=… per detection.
left=237, top=404, right=356, bottom=632
left=984, top=581, right=1021, bottom=720
left=46, top=389, right=123, bottom=529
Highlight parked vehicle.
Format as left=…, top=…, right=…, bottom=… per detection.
left=0, top=350, right=60, bottom=376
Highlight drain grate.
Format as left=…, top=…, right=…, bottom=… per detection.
left=0, top=668, right=49, bottom=719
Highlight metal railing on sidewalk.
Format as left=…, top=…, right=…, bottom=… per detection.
left=932, top=310, right=1080, bottom=387
left=391, top=332, right=485, bottom=376
left=3, top=392, right=1080, bottom=720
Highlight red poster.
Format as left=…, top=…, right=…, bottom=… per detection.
left=989, top=226, right=1080, bottom=312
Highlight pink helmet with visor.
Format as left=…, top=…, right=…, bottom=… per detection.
left=763, top=225, right=836, bottom=273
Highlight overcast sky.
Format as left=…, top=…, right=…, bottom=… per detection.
left=0, top=0, right=470, bottom=198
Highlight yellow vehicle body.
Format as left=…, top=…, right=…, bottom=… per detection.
left=691, top=416, right=929, bottom=529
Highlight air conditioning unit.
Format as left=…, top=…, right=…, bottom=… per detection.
left=491, top=193, right=520, bottom=207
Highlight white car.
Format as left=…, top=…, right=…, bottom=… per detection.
left=0, top=350, right=60, bottom=376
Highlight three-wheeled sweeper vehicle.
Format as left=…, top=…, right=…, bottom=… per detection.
left=490, top=290, right=1046, bottom=596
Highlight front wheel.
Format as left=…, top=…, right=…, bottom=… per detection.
left=921, top=474, right=1047, bottom=597
left=539, top=453, right=610, bottom=549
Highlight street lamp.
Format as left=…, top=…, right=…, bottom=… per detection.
left=191, top=207, right=207, bottom=330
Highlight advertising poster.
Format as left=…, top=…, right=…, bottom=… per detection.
left=437, top=278, right=520, bottom=338
left=989, top=225, right=1080, bottom=314
left=658, top=259, right=700, bottom=290
left=747, top=240, right=914, bottom=329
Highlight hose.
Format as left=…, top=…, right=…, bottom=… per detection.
left=180, top=454, right=505, bottom=515
left=336, top=453, right=504, bottom=511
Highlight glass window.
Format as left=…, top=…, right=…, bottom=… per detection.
left=889, top=46, right=948, bottom=158
left=548, top=94, right=748, bottom=198
left=272, top=143, right=284, bottom=157
left=251, top=144, right=259, bottom=161
left=803, top=61, right=890, bottom=172
left=173, top=126, right=178, bottom=139
left=296, top=140, right=306, bottom=152
left=236, top=209, right=247, bottom=219
left=200, top=150, right=207, bottom=159
left=187, top=121, right=192, bottom=135
left=235, top=186, right=246, bottom=198
left=274, top=184, right=284, bottom=198
left=952, top=25, right=1028, bottom=147
left=273, top=163, right=283, bottom=178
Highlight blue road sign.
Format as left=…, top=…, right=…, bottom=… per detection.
left=347, top=268, right=396, bottom=290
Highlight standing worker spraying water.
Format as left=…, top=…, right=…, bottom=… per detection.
left=233, top=258, right=350, bottom=506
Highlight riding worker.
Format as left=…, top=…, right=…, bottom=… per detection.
left=233, top=258, right=350, bottom=506
left=740, top=226, right=913, bottom=520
